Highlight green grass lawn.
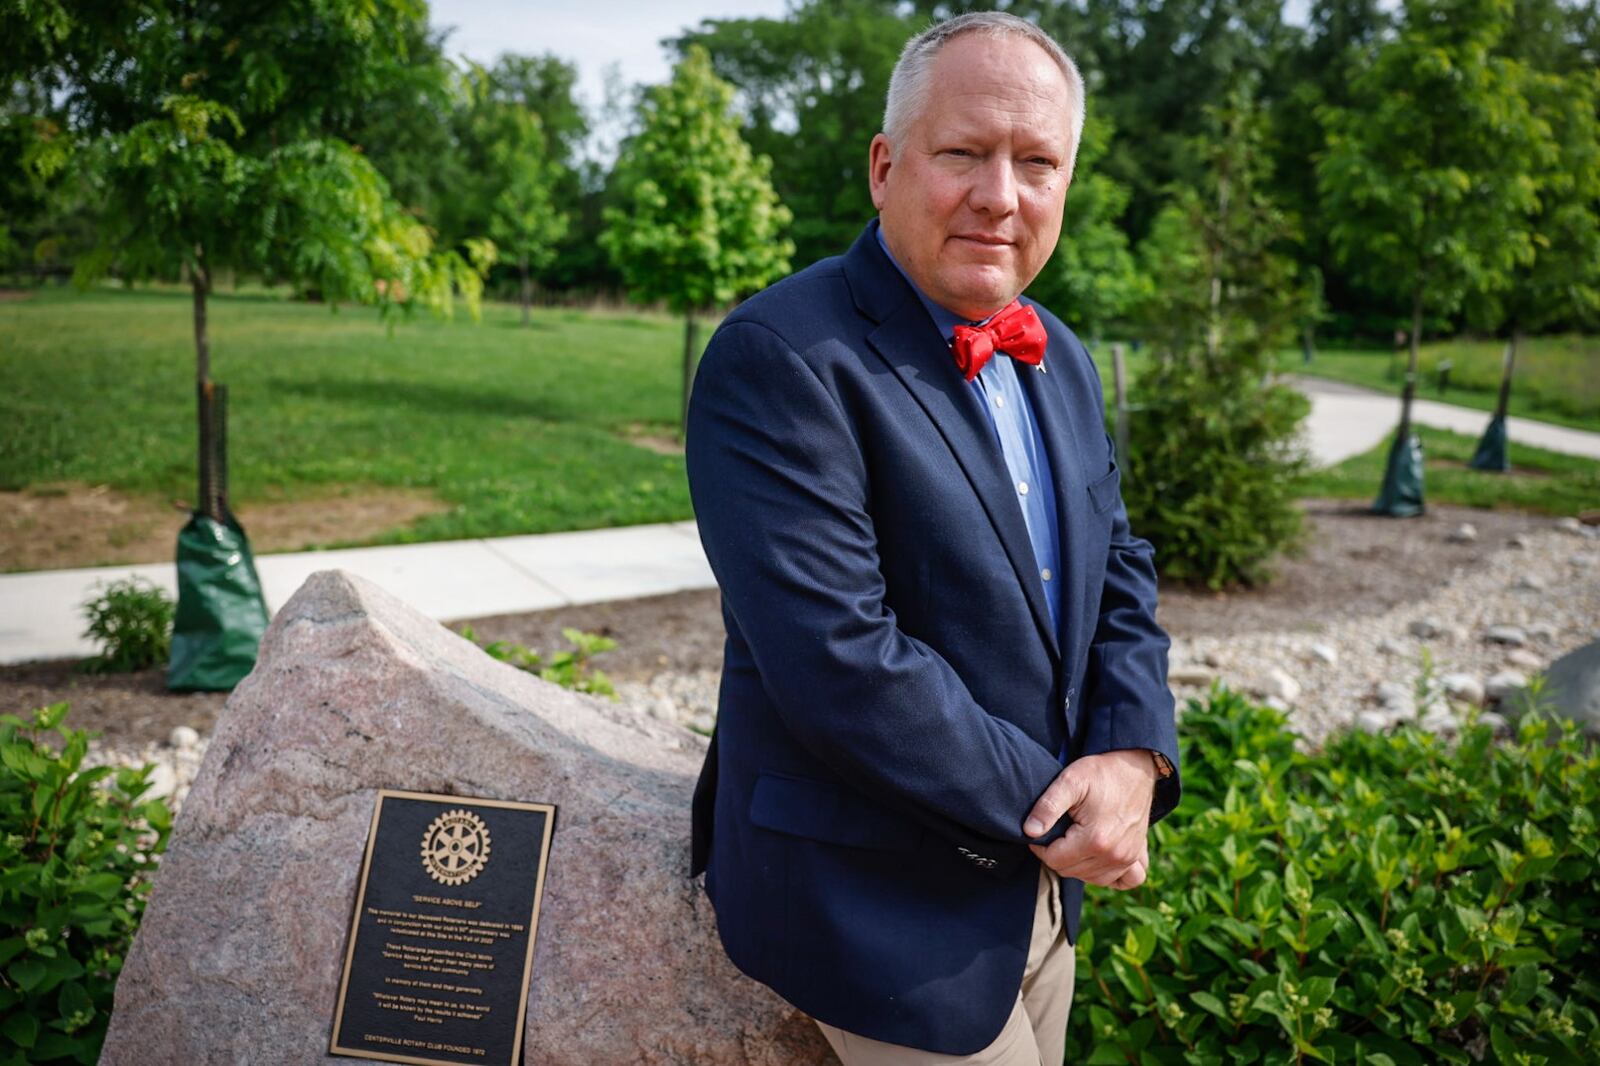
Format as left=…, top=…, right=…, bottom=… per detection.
left=1299, top=424, right=1599, bottom=515
left=1282, top=334, right=1600, bottom=433
left=0, top=286, right=699, bottom=544
left=2, top=289, right=1592, bottom=569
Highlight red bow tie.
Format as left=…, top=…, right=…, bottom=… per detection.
left=950, top=300, right=1048, bottom=382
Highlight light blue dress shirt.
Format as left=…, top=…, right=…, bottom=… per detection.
left=875, top=229, right=1063, bottom=644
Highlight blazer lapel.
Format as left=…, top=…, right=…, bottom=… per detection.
left=1018, top=342, right=1091, bottom=675
left=844, top=225, right=1062, bottom=664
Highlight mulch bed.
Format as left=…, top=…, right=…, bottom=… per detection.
left=1, top=500, right=1549, bottom=749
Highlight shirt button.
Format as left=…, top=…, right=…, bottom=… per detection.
left=1041, top=568, right=1052, bottom=582
left=1018, top=481, right=1029, bottom=496
left=994, top=393, right=1006, bottom=408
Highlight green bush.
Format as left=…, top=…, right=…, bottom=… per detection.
left=1068, top=688, right=1597, bottom=1065
left=1124, top=92, right=1310, bottom=589
left=0, top=703, right=172, bottom=1064
left=457, top=625, right=618, bottom=699
left=77, top=579, right=173, bottom=674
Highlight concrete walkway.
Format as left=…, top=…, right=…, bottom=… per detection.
left=0, top=521, right=716, bottom=665
left=1293, top=375, right=1600, bottom=466
left=3, top=380, right=1594, bottom=666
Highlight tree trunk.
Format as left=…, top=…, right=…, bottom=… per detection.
left=193, top=245, right=215, bottom=518
left=1400, top=285, right=1422, bottom=439
left=680, top=310, right=699, bottom=440
left=1494, top=330, right=1518, bottom=420
left=1469, top=330, right=1517, bottom=473
left=193, top=244, right=210, bottom=387
left=520, top=255, right=531, bottom=329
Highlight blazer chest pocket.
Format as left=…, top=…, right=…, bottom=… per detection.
left=749, top=772, right=923, bottom=852
left=1087, top=465, right=1122, bottom=515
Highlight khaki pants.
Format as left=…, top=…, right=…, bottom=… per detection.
left=815, top=863, right=1076, bottom=1065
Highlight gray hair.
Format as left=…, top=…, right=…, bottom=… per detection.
left=882, top=12, right=1087, bottom=176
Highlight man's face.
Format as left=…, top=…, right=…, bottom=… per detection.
left=869, top=34, right=1076, bottom=321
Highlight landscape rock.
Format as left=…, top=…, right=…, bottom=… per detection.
left=1355, top=711, right=1391, bottom=734
left=1485, top=670, right=1529, bottom=704
left=1542, top=639, right=1600, bottom=738
left=1485, top=625, right=1527, bottom=647
left=1308, top=643, right=1339, bottom=666
left=1508, top=534, right=1532, bottom=550
left=1377, top=637, right=1406, bottom=657
left=1556, top=516, right=1584, bottom=536
left=1514, top=574, right=1546, bottom=592
left=143, top=760, right=179, bottom=801
left=1374, top=681, right=1415, bottom=719
left=1527, top=622, right=1558, bottom=644
left=1419, top=709, right=1458, bottom=735
left=100, top=570, right=828, bottom=1066
left=1477, top=711, right=1510, bottom=734
left=1167, top=664, right=1216, bottom=686
left=1506, top=648, right=1543, bottom=670
left=168, top=725, right=200, bottom=750
left=1261, top=668, right=1301, bottom=704
left=1447, top=523, right=1479, bottom=544
left=1439, top=673, right=1485, bottom=706
left=1407, top=619, right=1442, bottom=640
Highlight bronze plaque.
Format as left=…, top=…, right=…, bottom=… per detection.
left=330, top=790, right=557, bottom=1066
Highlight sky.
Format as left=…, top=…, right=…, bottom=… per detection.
left=428, top=1, right=792, bottom=125
left=427, top=1, right=1314, bottom=160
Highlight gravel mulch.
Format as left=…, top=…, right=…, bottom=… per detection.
left=4, top=500, right=1594, bottom=808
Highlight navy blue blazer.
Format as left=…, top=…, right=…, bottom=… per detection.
left=684, top=220, right=1181, bottom=1055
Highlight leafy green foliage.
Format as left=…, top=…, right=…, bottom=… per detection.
left=1068, top=688, right=1599, bottom=1065
left=1123, top=89, right=1309, bottom=589
left=77, top=580, right=173, bottom=675
left=1317, top=0, right=1554, bottom=332
left=1469, top=66, right=1600, bottom=337
left=0, top=703, right=171, bottom=1064
left=1027, top=116, right=1149, bottom=340
left=602, top=45, right=793, bottom=314
left=674, top=0, right=916, bottom=267
left=457, top=626, right=618, bottom=700
left=27, top=1, right=490, bottom=323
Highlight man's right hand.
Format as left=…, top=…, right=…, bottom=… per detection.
left=1024, top=749, right=1156, bottom=890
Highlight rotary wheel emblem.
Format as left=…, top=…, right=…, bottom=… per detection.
left=420, top=809, right=492, bottom=886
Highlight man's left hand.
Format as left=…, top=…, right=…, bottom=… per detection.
left=1023, top=749, right=1156, bottom=889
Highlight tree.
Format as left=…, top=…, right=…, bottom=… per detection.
left=25, top=1, right=492, bottom=686
left=1468, top=65, right=1600, bottom=469
left=1267, top=0, right=1394, bottom=338
left=485, top=106, right=568, bottom=326
left=1021, top=0, right=1297, bottom=243
left=1025, top=114, right=1148, bottom=342
left=1123, top=87, right=1309, bottom=589
left=1316, top=0, right=1550, bottom=515
left=602, top=46, right=793, bottom=434
left=441, top=61, right=572, bottom=325
left=675, top=0, right=915, bottom=267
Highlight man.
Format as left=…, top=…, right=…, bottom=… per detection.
left=684, top=12, right=1180, bottom=1064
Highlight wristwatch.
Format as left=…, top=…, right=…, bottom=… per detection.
left=1148, top=749, right=1174, bottom=779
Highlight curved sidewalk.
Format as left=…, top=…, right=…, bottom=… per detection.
left=1294, top=375, right=1600, bottom=467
